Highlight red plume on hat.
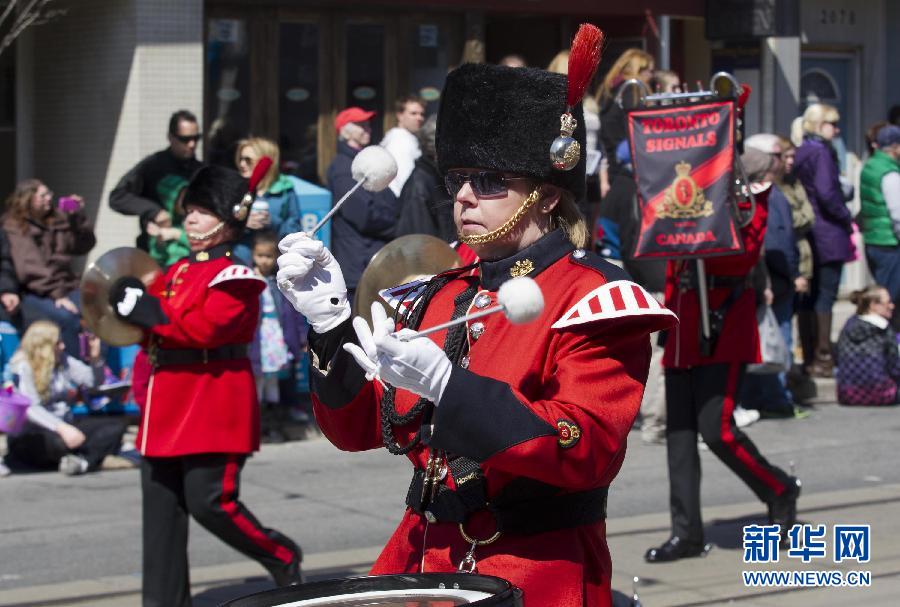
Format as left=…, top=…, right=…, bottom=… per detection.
left=566, top=24, right=604, bottom=109
left=550, top=23, right=605, bottom=171
left=232, top=156, right=274, bottom=221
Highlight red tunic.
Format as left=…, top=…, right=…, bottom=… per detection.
left=663, top=189, right=769, bottom=368
left=134, top=247, right=266, bottom=457
left=310, top=231, right=676, bottom=606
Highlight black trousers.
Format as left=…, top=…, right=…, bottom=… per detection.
left=7, top=417, right=125, bottom=471
left=141, top=454, right=299, bottom=607
left=665, top=363, right=792, bottom=543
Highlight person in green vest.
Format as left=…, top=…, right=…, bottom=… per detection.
left=860, top=124, right=900, bottom=330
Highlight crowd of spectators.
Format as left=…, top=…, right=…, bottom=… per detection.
left=3, top=54, right=899, bottom=479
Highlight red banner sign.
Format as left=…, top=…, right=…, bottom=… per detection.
left=628, top=101, right=743, bottom=259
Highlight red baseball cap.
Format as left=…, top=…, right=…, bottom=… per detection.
left=335, top=107, right=376, bottom=132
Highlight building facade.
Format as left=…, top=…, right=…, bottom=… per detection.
left=3, top=0, right=898, bottom=265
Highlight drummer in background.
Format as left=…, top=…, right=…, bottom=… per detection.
left=109, top=166, right=302, bottom=607
left=277, top=30, right=676, bottom=606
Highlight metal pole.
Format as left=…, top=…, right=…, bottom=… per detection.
left=696, top=259, right=711, bottom=339
left=658, top=15, right=671, bottom=71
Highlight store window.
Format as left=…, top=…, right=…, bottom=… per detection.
left=346, top=23, right=385, bottom=142
left=409, top=22, right=452, bottom=115
left=206, top=18, right=251, bottom=167
left=279, top=22, right=319, bottom=184
left=0, top=45, right=15, bottom=196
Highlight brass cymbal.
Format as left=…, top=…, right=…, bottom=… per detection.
left=354, top=235, right=461, bottom=325
left=80, top=247, right=162, bottom=346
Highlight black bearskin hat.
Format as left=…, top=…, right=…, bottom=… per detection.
left=183, top=166, right=249, bottom=227
left=436, top=63, right=587, bottom=201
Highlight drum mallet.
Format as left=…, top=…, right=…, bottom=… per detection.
left=308, top=146, right=398, bottom=237
left=396, top=276, right=544, bottom=341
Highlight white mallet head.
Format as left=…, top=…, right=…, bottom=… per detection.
left=497, top=276, right=544, bottom=324
left=351, top=146, right=398, bottom=192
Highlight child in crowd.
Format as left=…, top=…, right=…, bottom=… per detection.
left=4, top=321, right=126, bottom=475
left=249, top=231, right=309, bottom=441
left=835, top=285, right=900, bottom=406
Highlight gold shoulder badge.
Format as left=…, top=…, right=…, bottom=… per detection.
left=510, top=259, right=534, bottom=277
left=656, top=161, right=713, bottom=220
left=557, top=419, right=581, bottom=449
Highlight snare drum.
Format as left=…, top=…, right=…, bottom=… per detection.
left=219, top=573, right=523, bottom=607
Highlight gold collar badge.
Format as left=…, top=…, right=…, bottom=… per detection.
left=510, top=259, right=534, bottom=277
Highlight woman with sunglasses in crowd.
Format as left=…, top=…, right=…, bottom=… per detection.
left=232, top=137, right=303, bottom=264
left=277, top=53, right=676, bottom=606
left=791, top=103, right=854, bottom=378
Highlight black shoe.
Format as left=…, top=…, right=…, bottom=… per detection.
left=769, top=477, right=801, bottom=545
left=268, top=542, right=303, bottom=586
left=644, top=536, right=707, bottom=563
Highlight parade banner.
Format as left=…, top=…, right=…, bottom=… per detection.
left=627, top=101, right=743, bottom=259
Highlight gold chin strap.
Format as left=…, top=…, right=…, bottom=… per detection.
left=457, top=188, right=541, bottom=246
left=187, top=221, right=226, bottom=241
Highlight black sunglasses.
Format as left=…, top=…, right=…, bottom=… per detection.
left=444, top=171, right=530, bottom=198
left=173, top=133, right=202, bottom=143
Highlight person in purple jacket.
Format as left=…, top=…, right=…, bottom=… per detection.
left=791, top=103, right=853, bottom=377
left=249, top=230, right=309, bottom=441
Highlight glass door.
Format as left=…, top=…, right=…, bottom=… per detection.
left=278, top=20, right=321, bottom=184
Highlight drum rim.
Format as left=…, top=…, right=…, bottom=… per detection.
left=219, top=573, right=520, bottom=607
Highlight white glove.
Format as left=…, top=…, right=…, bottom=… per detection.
left=343, top=302, right=453, bottom=404
left=276, top=232, right=352, bottom=333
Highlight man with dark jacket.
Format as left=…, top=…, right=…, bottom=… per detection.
left=109, top=110, right=203, bottom=250
left=395, top=115, right=456, bottom=242
left=327, top=107, right=399, bottom=298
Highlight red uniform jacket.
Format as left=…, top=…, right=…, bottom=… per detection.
left=663, top=188, right=769, bottom=368
left=134, top=244, right=266, bottom=457
left=309, top=230, right=677, bottom=606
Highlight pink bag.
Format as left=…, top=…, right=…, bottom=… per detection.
left=848, top=222, right=861, bottom=262
left=0, top=386, right=31, bottom=435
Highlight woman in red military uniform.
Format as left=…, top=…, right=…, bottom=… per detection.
left=277, top=44, right=677, bottom=606
left=111, top=166, right=302, bottom=607
left=644, top=153, right=801, bottom=563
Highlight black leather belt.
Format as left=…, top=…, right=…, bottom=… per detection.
left=153, top=344, right=249, bottom=367
left=406, top=468, right=608, bottom=536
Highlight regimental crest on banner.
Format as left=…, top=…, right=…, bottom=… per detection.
left=656, top=161, right=713, bottom=220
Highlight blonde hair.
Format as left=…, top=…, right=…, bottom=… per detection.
left=12, top=321, right=61, bottom=402
left=597, top=49, right=654, bottom=102
left=235, top=137, right=280, bottom=194
left=546, top=51, right=569, bottom=75
left=790, top=103, right=840, bottom=146
left=551, top=189, right=589, bottom=249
